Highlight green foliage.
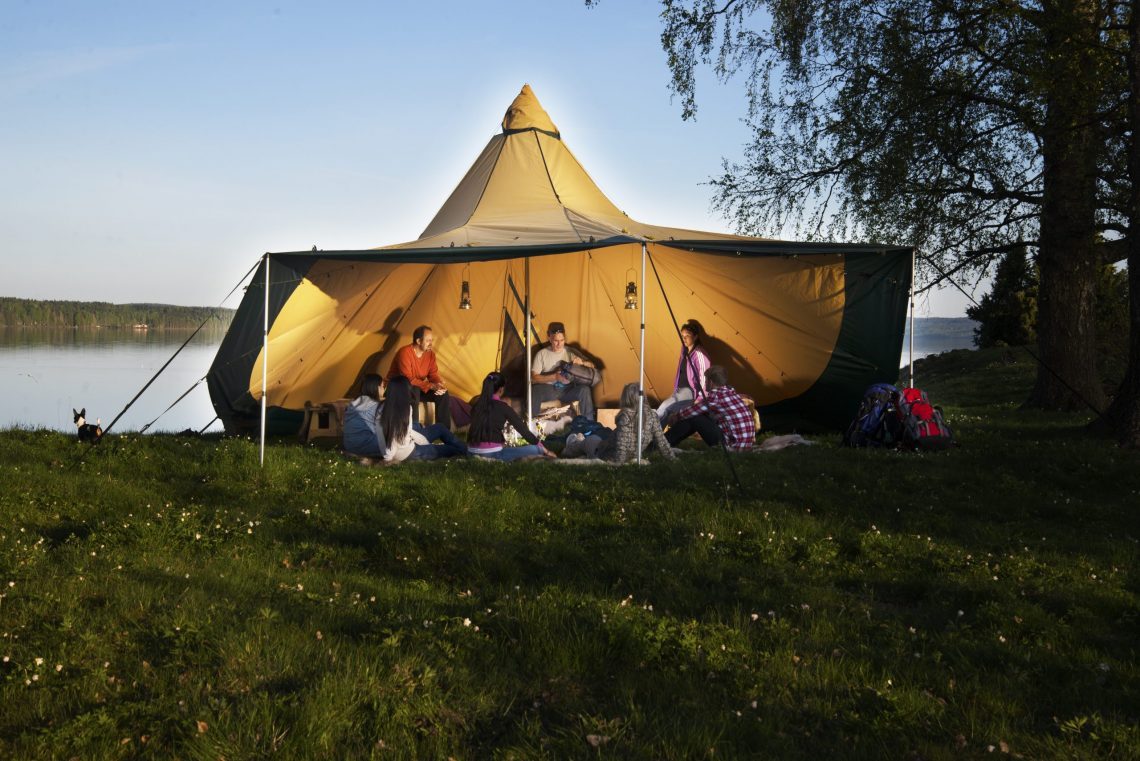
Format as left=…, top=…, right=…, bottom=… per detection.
left=643, top=0, right=1129, bottom=407
left=967, top=247, right=1038, bottom=348
left=0, top=297, right=234, bottom=330
left=1095, top=264, right=1130, bottom=367
left=650, top=1, right=1126, bottom=270
left=0, top=348, right=1137, bottom=758
left=966, top=252, right=1129, bottom=375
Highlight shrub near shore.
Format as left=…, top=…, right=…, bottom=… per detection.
left=1, top=348, right=1137, bottom=759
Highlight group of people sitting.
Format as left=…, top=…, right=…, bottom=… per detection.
left=342, top=320, right=756, bottom=465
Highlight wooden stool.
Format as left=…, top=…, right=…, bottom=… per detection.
left=596, top=408, right=619, bottom=429
left=742, top=396, right=762, bottom=432
left=299, top=399, right=351, bottom=444
left=416, top=400, right=437, bottom=427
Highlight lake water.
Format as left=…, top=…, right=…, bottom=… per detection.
left=1, top=328, right=225, bottom=433
left=900, top=317, right=977, bottom=367
left=1, top=320, right=977, bottom=432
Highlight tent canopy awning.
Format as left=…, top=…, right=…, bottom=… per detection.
left=267, top=239, right=912, bottom=265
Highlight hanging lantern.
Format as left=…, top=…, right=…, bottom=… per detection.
left=459, top=264, right=472, bottom=310
left=624, top=278, right=638, bottom=310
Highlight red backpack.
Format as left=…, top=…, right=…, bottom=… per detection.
left=896, top=387, right=953, bottom=451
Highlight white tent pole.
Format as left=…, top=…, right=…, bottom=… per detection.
left=636, top=242, right=647, bottom=464
left=525, top=257, right=532, bottom=431
left=260, top=253, right=269, bottom=467
left=909, top=248, right=915, bottom=389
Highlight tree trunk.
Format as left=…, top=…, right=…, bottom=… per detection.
left=1105, top=249, right=1140, bottom=445
left=1099, top=0, right=1140, bottom=446
left=1027, top=1, right=1107, bottom=412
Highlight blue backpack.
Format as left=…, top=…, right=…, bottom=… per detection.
left=569, top=415, right=612, bottom=440
left=843, top=383, right=901, bottom=447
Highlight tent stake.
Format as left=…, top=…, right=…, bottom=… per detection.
left=260, top=253, right=269, bottom=467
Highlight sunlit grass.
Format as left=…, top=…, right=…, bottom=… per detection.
left=1, top=348, right=1137, bottom=758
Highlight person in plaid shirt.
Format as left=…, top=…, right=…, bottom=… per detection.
left=664, top=365, right=756, bottom=451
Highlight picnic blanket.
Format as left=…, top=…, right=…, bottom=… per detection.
left=754, top=434, right=814, bottom=452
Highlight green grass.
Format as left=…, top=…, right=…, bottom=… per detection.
left=1, top=347, right=1137, bottom=759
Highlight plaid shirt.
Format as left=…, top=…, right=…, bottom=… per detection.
left=677, top=384, right=756, bottom=451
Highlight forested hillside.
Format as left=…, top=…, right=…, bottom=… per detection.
left=0, top=298, right=233, bottom=329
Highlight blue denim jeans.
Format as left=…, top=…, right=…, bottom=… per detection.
left=469, top=444, right=545, bottom=462
left=408, top=422, right=466, bottom=460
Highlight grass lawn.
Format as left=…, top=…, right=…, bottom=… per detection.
left=1, top=347, right=1137, bottom=759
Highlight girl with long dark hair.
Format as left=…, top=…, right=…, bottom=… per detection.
left=381, top=376, right=466, bottom=462
left=467, top=371, right=555, bottom=461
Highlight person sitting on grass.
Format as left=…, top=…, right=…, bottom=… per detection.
left=342, top=373, right=386, bottom=458
left=467, top=371, right=556, bottom=462
left=564, top=382, right=676, bottom=464
left=664, top=365, right=756, bottom=452
left=380, top=376, right=466, bottom=463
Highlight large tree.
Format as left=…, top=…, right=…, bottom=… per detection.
left=598, top=0, right=1129, bottom=412
left=1101, top=0, right=1140, bottom=445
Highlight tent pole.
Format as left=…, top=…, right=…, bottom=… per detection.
left=909, top=248, right=915, bottom=388
left=260, top=253, right=269, bottom=467
left=636, top=243, right=647, bottom=464
left=525, top=257, right=532, bottom=432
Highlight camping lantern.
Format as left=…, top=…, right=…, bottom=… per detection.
left=459, top=266, right=472, bottom=310
left=624, top=273, right=638, bottom=310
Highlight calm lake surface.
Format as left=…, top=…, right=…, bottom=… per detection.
left=1, top=328, right=225, bottom=433
left=1, top=320, right=976, bottom=433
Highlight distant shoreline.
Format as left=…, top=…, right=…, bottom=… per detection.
left=0, top=297, right=234, bottom=331
left=0, top=323, right=225, bottom=330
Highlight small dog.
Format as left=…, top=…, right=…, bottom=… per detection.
left=73, top=408, right=103, bottom=443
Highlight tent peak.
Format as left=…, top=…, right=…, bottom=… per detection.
left=502, top=84, right=560, bottom=138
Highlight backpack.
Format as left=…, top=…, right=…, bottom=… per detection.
left=896, top=387, right=953, bottom=451
left=568, top=415, right=613, bottom=440
left=843, top=383, right=901, bottom=447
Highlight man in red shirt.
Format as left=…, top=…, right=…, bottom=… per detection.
left=386, top=325, right=450, bottom=428
left=664, top=365, right=756, bottom=451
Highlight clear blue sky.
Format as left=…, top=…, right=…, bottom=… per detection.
left=2, top=1, right=970, bottom=316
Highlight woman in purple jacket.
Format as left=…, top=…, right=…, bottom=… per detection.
left=656, top=321, right=711, bottom=422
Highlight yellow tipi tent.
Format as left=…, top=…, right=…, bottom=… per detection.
left=208, top=85, right=911, bottom=434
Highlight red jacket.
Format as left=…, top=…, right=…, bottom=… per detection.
left=386, top=345, right=442, bottom=394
